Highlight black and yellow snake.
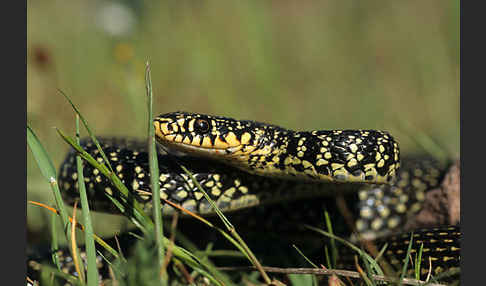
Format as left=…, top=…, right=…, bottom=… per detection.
left=28, top=112, right=460, bottom=285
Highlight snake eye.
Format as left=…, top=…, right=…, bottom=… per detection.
left=195, top=119, right=210, bottom=134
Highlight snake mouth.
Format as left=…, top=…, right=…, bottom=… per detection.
left=153, top=117, right=245, bottom=159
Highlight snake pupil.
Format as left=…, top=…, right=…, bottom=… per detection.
left=195, top=119, right=210, bottom=133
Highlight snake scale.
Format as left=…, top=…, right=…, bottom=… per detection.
left=28, top=112, right=460, bottom=285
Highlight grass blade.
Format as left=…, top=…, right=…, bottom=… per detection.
left=324, top=210, right=338, bottom=268
left=27, top=125, right=70, bottom=229
left=399, top=232, right=415, bottom=285
left=50, top=211, right=61, bottom=270
left=415, top=242, right=424, bottom=281
left=145, top=61, right=166, bottom=284
left=75, top=115, right=100, bottom=286
left=70, top=201, right=85, bottom=283
left=293, top=244, right=319, bottom=268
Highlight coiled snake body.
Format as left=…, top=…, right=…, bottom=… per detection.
left=31, top=112, right=460, bottom=284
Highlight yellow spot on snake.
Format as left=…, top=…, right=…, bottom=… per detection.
left=347, top=158, right=358, bottom=168
left=331, top=163, right=344, bottom=170
left=160, top=122, right=169, bottom=134
left=377, top=159, right=385, bottom=168
left=182, top=199, right=196, bottom=210
left=183, top=136, right=192, bottom=144
left=378, top=207, right=390, bottom=217
left=214, top=137, right=229, bottom=148
left=188, top=119, right=195, bottom=132
left=105, top=187, right=113, bottom=195
left=194, top=192, right=204, bottom=200
left=202, top=136, right=212, bottom=147
left=240, top=132, right=251, bottom=145
left=159, top=174, right=169, bottom=182
left=224, top=132, right=239, bottom=146
left=192, top=135, right=201, bottom=146
left=358, top=190, right=368, bottom=200
left=302, top=160, right=313, bottom=169
left=379, top=145, right=385, bottom=153
left=395, top=203, right=406, bottom=213
left=364, top=163, right=376, bottom=170
left=360, top=207, right=372, bottom=218
left=224, top=187, right=236, bottom=197
left=211, top=187, right=221, bottom=196
left=205, top=181, right=214, bottom=188
left=177, top=190, right=188, bottom=199
left=349, top=144, right=358, bottom=153
left=375, top=152, right=381, bottom=161
left=160, top=190, right=168, bottom=199
left=388, top=217, right=400, bottom=228
left=371, top=219, right=383, bottom=230
left=132, top=180, right=139, bottom=190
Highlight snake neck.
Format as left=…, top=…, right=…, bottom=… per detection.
left=230, top=128, right=400, bottom=184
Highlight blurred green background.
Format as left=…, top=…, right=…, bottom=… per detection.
left=27, top=0, right=459, bottom=243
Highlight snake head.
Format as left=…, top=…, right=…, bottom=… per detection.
left=153, top=111, right=264, bottom=158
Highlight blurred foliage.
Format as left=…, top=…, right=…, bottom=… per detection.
left=27, top=0, right=459, bottom=241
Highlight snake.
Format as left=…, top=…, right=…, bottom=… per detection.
left=28, top=112, right=460, bottom=284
